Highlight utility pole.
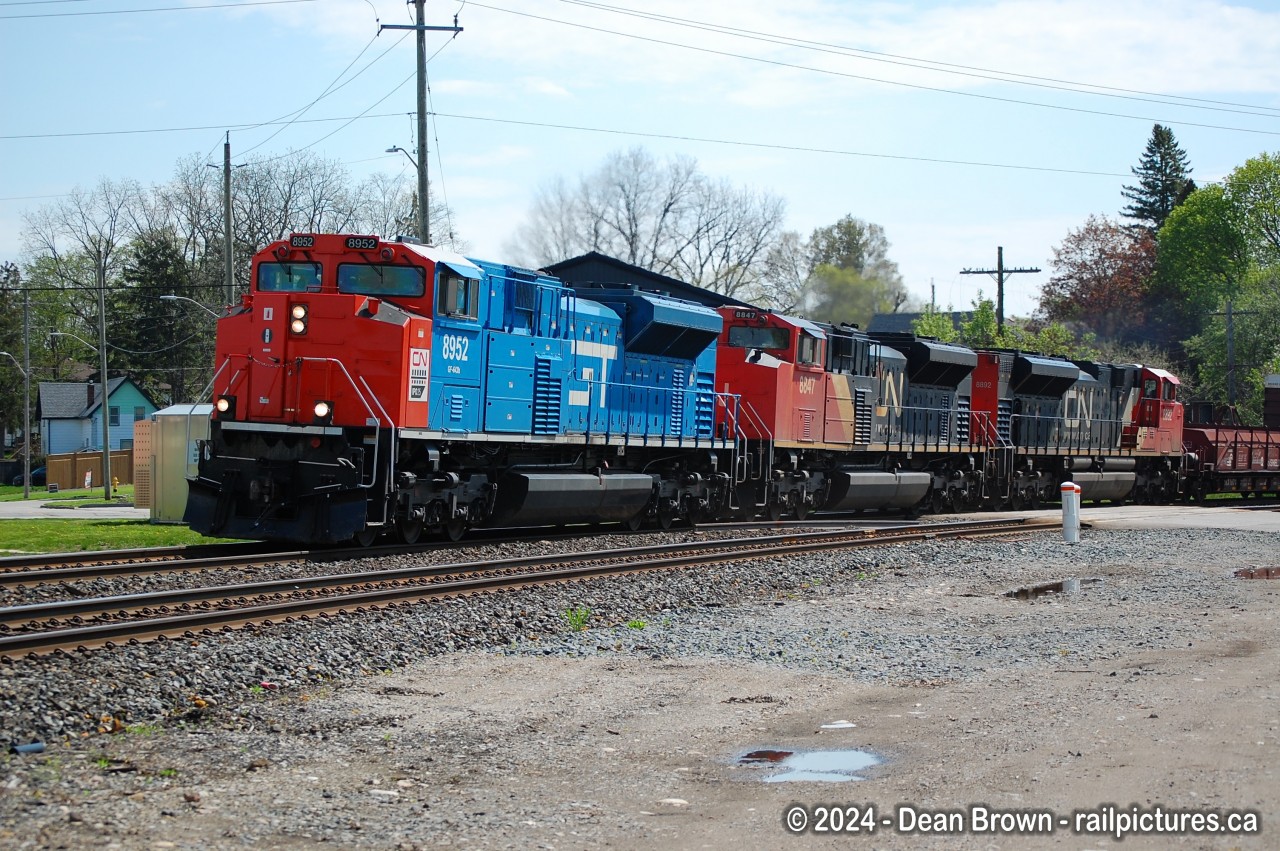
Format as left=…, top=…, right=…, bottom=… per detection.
left=23, top=289, right=30, bottom=500
left=97, top=263, right=112, bottom=502
left=382, top=1, right=462, bottom=244
left=1212, top=299, right=1257, bottom=410
left=223, top=133, right=234, bottom=305
left=960, top=246, right=1040, bottom=331
left=208, top=132, right=242, bottom=305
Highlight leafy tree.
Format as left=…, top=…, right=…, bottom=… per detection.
left=800, top=216, right=906, bottom=326
left=1184, top=267, right=1280, bottom=422
left=806, top=215, right=902, bottom=282
left=111, top=231, right=216, bottom=405
left=806, top=264, right=906, bottom=329
left=1040, top=214, right=1156, bottom=342
left=1122, top=124, right=1194, bottom=232
left=1154, top=184, right=1248, bottom=341
left=959, top=295, right=1016, bottom=349
left=1225, top=152, right=1280, bottom=267
left=911, top=303, right=958, bottom=342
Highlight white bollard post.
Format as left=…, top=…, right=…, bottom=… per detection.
left=1061, top=481, right=1081, bottom=545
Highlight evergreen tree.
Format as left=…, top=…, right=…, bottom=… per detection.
left=1121, top=124, right=1193, bottom=232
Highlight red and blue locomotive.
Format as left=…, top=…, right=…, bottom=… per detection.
left=185, top=233, right=736, bottom=543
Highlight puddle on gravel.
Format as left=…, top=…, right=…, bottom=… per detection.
left=1005, top=577, right=1102, bottom=600
left=739, top=749, right=881, bottom=782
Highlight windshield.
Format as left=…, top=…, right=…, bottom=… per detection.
left=337, top=263, right=426, bottom=297
left=727, top=325, right=790, bottom=350
left=257, top=262, right=321, bottom=292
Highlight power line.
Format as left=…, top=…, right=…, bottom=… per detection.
left=466, top=1, right=1280, bottom=138
left=553, top=0, right=1280, bottom=118
left=237, top=28, right=388, bottom=157
left=430, top=111, right=1130, bottom=177
left=0, top=0, right=319, bottom=19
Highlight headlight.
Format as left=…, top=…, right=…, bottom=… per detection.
left=290, top=318, right=307, bottom=334
left=314, top=401, right=331, bottom=419
left=214, top=396, right=236, bottom=419
left=291, top=304, right=307, bottom=319
left=290, top=304, right=308, bottom=334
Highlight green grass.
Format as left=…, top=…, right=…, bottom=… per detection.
left=0, top=483, right=135, bottom=504
left=0, top=519, right=240, bottom=555
left=562, top=605, right=592, bottom=632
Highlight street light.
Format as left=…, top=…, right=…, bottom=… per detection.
left=50, top=331, right=112, bottom=500
left=386, top=145, right=418, bottom=169
left=160, top=294, right=222, bottom=318
left=386, top=146, right=428, bottom=243
left=0, top=350, right=30, bottom=500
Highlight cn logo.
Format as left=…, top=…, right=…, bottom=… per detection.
left=410, top=349, right=430, bottom=368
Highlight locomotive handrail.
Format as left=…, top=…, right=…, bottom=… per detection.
left=199, top=357, right=236, bottom=404
left=1009, top=412, right=1130, bottom=456
left=573, top=375, right=738, bottom=451
left=294, top=357, right=382, bottom=491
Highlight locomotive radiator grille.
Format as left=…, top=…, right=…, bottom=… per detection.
left=533, top=358, right=561, bottom=435
left=695, top=373, right=716, bottom=436
left=855, top=390, right=872, bottom=443
left=997, top=400, right=1013, bottom=444
left=955, top=396, right=971, bottom=444
left=670, top=369, right=686, bottom=435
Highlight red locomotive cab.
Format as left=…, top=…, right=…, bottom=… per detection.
left=715, top=308, right=826, bottom=444
left=1126, top=367, right=1184, bottom=453
left=210, top=234, right=437, bottom=433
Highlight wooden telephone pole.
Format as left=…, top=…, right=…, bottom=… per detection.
left=960, top=246, right=1040, bottom=331
left=382, top=1, right=463, bottom=245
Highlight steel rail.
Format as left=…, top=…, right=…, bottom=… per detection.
left=0, top=518, right=1030, bottom=625
left=0, top=518, right=923, bottom=588
left=0, top=518, right=1054, bottom=658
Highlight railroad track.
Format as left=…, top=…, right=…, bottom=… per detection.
left=0, top=517, right=922, bottom=588
left=0, top=517, right=1055, bottom=659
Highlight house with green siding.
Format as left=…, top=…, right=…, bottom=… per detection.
left=38, top=378, right=159, bottom=454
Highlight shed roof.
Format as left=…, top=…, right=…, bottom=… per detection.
left=545, top=252, right=754, bottom=309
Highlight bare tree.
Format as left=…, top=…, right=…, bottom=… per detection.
left=22, top=179, right=144, bottom=337
left=508, top=147, right=785, bottom=296
left=672, top=178, right=786, bottom=300
left=755, top=230, right=810, bottom=312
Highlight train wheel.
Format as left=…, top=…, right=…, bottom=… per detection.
left=930, top=489, right=945, bottom=514
left=792, top=500, right=810, bottom=521
left=1009, top=489, right=1025, bottom=511
left=354, top=526, right=378, bottom=547
left=622, top=511, right=645, bottom=532
left=1028, top=489, right=1042, bottom=510
left=766, top=501, right=784, bottom=521
left=396, top=516, right=424, bottom=545
left=444, top=518, right=468, bottom=542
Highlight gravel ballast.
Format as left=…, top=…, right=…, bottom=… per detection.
left=1, top=521, right=1278, bottom=849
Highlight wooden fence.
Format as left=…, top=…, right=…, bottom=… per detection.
left=47, top=450, right=134, bottom=491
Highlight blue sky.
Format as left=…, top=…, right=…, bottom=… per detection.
left=3, top=0, right=1279, bottom=318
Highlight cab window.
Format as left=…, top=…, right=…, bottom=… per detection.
left=1142, top=378, right=1159, bottom=398
left=797, top=333, right=823, bottom=366
left=1163, top=382, right=1177, bottom=401
left=437, top=271, right=480, bottom=319
left=338, top=263, right=425, bottom=297
left=726, top=325, right=790, bottom=349
left=257, top=262, right=321, bottom=292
